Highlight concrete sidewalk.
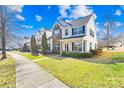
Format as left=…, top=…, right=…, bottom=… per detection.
left=9, top=53, right=69, bottom=88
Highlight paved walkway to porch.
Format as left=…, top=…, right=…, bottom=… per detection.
left=9, top=52, right=69, bottom=88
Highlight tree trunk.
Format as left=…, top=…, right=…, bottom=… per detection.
left=1, top=24, right=6, bottom=59
left=106, top=23, right=110, bottom=50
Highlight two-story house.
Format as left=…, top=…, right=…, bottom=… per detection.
left=51, top=14, right=97, bottom=53
left=34, top=14, right=97, bottom=53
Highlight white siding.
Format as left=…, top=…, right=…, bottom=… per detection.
left=62, top=25, right=86, bottom=38
left=60, top=15, right=97, bottom=53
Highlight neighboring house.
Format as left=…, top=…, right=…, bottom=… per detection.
left=34, top=28, right=52, bottom=51
left=112, top=33, right=124, bottom=48
left=51, top=14, right=97, bottom=53
left=22, top=36, right=31, bottom=51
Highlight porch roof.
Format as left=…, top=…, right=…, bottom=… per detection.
left=60, top=37, right=85, bottom=42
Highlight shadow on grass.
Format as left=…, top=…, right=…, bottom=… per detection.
left=15, top=51, right=124, bottom=65
left=42, top=53, right=124, bottom=65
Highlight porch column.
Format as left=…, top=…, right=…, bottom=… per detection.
left=82, top=40, right=89, bottom=52
left=60, top=41, right=62, bottom=54
left=69, top=42, right=72, bottom=52
left=85, top=40, right=90, bottom=52
left=82, top=40, right=84, bottom=52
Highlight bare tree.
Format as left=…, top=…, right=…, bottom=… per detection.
left=0, top=5, right=20, bottom=59
left=99, top=5, right=119, bottom=49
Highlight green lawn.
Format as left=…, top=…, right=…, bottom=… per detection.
left=13, top=51, right=124, bottom=87
left=13, top=51, right=46, bottom=60
left=0, top=55, right=16, bottom=88
left=36, top=52, right=124, bottom=88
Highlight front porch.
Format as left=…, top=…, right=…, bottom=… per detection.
left=60, top=38, right=90, bottom=53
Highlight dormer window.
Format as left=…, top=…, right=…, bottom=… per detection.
left=65, top=29, right=68, bottom=36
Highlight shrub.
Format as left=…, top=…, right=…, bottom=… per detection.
left=62, top=52, right=93, bottom=58
left=90, top=49, right=103, bottom=55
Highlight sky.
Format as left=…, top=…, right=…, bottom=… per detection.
left=14, top=5, right=124, bottom=37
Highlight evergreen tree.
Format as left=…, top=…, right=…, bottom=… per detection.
left=31, top=35, right=38, bottom=55
left=41, top=32, right=48, bottom=54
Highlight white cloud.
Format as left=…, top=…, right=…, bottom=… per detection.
left=20, top=25, right=33, bottom=29
left=8, top=5, right=24, bottom=13
left=58, top=5, right=70, bottom=18
left=65, top=19, right=73, bottom=22
left=70, top=6, right=94, bottom=19
left=115, top=10, right=122, bottom=16
left=58, top=5, right=96, bottom=20
left=96, top=22, right=99, bottom=25
left=104, top=22, right=122, bottom=28
left=104, top=22, right=109, bottom=27
left=114, top=21, right=122, bottom=27
left=48, top=6, right=51, bottom=10
left=16, top=14, right=25, bottom=21
left=35, top=15, right=42, bottom=22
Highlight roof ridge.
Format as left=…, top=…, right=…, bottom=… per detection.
left=69, top=14, right=93, bottom=23
left=57, top=19, right=72, bottom=26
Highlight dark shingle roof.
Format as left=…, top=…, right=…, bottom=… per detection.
left=57, top=19, right=71, bottom=27
left=69, top=14, right=93, bottom=26
left=57, top=14, right=93, bottom=27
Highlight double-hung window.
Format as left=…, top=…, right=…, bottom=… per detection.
left=54, top=43, right=60, bottom=51
left=65, top=29, right=68, bottom=36
left=72, top=25, right=85, bottom=36
left=72, top=42, right=82, bottom=52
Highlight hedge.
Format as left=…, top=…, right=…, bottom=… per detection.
left=62, top=52, right=93, bottom=58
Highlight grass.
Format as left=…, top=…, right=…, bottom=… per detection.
left=12, top=51, right=124, bottom=87
left=0, top=55, right=16, bottom=88
left=12, top=51, right=46, bottom=60
left=100, top=52, right=124, bottom=63
left=35, top=52, right=124, bottom=88
left=81, top=52, right=124, bottom=64
left=105, top=52, right=124, bottom=62
left=36, top=58, right=124, bottom=88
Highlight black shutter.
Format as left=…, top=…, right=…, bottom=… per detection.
left=72, top=42, right=74, bottom=51
left=83, top=26, right=85, bottom=34
left=83, top=42, right=85, bottom=52
left=72, top=28, right=74, bottom=35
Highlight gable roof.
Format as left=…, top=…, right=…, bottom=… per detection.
left=57, top=14, right=93, bottom=27
left=57, top=19, right=72, bottom=27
